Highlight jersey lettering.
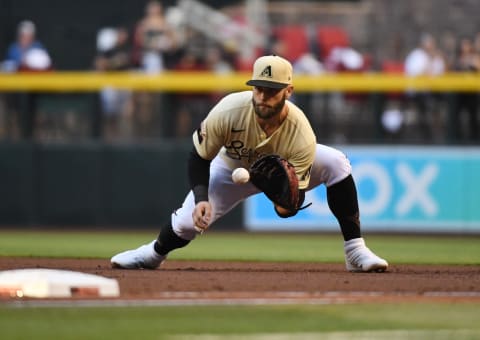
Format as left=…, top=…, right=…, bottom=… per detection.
left=225, top=140, right=264, bottom=163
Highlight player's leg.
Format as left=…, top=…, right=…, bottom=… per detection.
left=308, top=144, right=388, bottom=272
left=308, top=144, right=359, bottom=240
left=110, top=192, right=197, bottom=269
left=111, top=156, right=259, bottom=269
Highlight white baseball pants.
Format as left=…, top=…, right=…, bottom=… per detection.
left=171, top=144, right=352, bottom=240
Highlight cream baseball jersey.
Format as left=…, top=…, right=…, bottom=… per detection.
left=193, top=91, right=316, bottom=189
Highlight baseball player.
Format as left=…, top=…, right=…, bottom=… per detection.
left=111, top=55, right=388, bottom=272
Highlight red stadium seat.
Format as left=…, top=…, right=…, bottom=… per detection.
left=381, top=60, right=404, bottom=74
left=235, top=57, right=255, bottom=72
left=316, top=26, right=350, bottom=61
left=273, top=25, right=310, bottom=62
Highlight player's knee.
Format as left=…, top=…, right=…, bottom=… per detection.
left=322, top=148, right=352, bottom=187
left=171, top=214, right=198, bottom=241
left=172, top=223, right=197, bottom=241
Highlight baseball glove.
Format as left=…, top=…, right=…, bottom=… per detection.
left=249, top=154, right=310, bottom=217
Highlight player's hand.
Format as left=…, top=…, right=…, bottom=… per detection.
left=192, top=201, right=212, bottom=233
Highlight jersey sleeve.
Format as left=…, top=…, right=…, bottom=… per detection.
left=192, top=102, right=227, bottom=160
left=289, top=142, right=316, bottom=190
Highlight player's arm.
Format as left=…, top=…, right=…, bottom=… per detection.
left=188, top=146, right=212, bottom=232
left=190, top=100, right=229, bottom=231
left=188, top=146, right=211, bottom=203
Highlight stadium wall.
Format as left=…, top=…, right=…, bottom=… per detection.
left=0, top=141, right=242, bottom=229
left=1, top=142, right=480, bottom=233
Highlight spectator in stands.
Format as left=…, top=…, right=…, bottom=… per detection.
left=129, top=1, right=180, bottom=140
left=95, top=27, right=131, bottom=72
left=2, top=20, right=52, bottom=72
left=323, top=43, right=370, bottom=143
left=204, top=44, right=235, bottom=102
left=94, top=27, right=133, bottom=140
left=1, top=20, right=52, bottom=140
left=404, top=33, right=446, bottom=142
left=439, top=30, right=458, bottom=70
left=133, top=0, right=177, bottom=73
left=324, top=46, right=365, bottom=73
left=292, top=48, right=324, bottom=137
left=204, top=45, right=234, bottom=75
left=405, top=33, right=445, bottom=77
left=474, top=32, right=480, bottom=55
left=172, top=50, right=211, bottom=138
left=451, top=37, right=480, bottom=143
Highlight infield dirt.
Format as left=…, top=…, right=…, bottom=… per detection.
left=1, top=257, right=479, bottom=303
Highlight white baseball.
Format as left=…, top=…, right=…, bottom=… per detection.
left=232, top=168, right=250, bottom=184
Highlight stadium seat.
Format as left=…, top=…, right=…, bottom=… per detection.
left=381, top=60, right=404, bottom=74
left=316, top=26, right=350, bottom=61
left=272, top=25, right=310, bottom=62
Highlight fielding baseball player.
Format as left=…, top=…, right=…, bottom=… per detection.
left=111, top=55, right=388, bottom=272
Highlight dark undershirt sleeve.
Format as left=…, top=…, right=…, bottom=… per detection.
left=188, top=147, right=211, bottom=203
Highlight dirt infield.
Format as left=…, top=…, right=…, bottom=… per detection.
left=1, top=257, right=479, bottom=303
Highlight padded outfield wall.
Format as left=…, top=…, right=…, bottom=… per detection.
left=0, top=141, right=242, bottom=229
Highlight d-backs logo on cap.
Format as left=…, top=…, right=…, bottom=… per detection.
left=246, top=55, right=292, bottom=89
left=259, top=65, right=273, bottom=78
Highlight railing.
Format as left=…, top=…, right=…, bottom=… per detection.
left=0, top=72, right=479, bottom=92
left=0, top=72, right=479, bottom=144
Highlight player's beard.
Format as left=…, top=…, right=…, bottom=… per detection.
left=252, top=94, right=286, bottom=120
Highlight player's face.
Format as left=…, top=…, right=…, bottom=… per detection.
left=252, top=86, right=290, bottom=120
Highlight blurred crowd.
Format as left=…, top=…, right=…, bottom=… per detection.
left=1, top=0, right=480, bottom=144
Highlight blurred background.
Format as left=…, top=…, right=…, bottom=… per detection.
left=0, top=0, right=479, bottom=233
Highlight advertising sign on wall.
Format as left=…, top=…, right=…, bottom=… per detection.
left=245, top=147, right=480, bottom=233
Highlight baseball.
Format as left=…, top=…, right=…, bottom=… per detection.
left=232, top=168, right=250, bottom=184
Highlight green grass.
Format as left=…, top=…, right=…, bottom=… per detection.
left=0, top=230, right=479, bottom=265
left=0, top=304, right=479, bottom=339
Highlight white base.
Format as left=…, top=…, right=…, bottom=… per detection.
left=0, top=268, right=120, bottom=298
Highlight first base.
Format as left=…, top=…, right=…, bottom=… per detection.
left=0, top=268, right=120, bottom=298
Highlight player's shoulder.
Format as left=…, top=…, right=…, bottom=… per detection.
left=207, top=91, right=252, bottom=122
left=285, top=100, right=316, bottom=139
left=215, top=91, right=252, bottom=109
left=286, top=101, right=312, bottom=125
